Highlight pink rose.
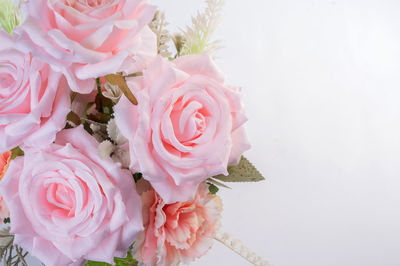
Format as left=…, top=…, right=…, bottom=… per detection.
left=114, top=55, right=251, bottom=203
left=17, top=0, right=157, bottom=93
left=0, top=126, right=143, bottom=266
left=0, top=32, right=70, bottom=154
left=133, top=182, right=222, bottom=266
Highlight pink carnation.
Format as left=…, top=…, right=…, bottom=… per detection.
left=0, top=151, right=11, bottom=221
left=114, top=55, right=251, bottom=203
left=133, top=182, right=223, bottom=266
left=0, top=32, right=70, bottom=154
left=0, top=126, right=143, bottom=266
left=0, top=196, right=9, bottom=222
left=17, top=0, right=157, bottom=93
left=0, top=151, right=11, bottom=180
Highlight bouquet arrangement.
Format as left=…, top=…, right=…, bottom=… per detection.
left=0, top=0, right=269, bottom=265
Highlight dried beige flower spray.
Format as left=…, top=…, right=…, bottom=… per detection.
left=180, top=0, right=224, bottom=56
left=149, top=0, right=224, bottom=58
left=149, top=11, right=172, bottom=58
left=0, top=228, right=28, bottom=266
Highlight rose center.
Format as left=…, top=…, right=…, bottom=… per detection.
left=193, top=112, right=206, bottom=133
left=47, top=183, right=75, bottom=213
left=171, top=100, right=208, bottom=144
left=0, top=73, right=15, bottom=90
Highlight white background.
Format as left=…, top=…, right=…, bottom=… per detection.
left=151, top=0, right=400, bottom=266
left=26, top=0, right=400, bottom=265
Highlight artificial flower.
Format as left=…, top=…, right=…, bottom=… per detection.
left=114, top=54, right=251, bottom=203
left=16, top=0, right=157, bottom=93
left=0, top=31, right=70, bottom=154
left=103, top=82, right=123, bottom=103
left=0, top=126, right=143, bottom=266
left=133, top=182, right=223, bottom=266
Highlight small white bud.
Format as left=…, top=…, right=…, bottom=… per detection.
left=98, top=140, right=115, bottom=159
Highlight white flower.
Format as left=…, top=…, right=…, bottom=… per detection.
left=107, top=119, right=127, bottom=145
left=98, top=140, right=115, bottom=160
left=111, top=143, right=131, bottom=169
left=103, top=82, right=122, bottom=103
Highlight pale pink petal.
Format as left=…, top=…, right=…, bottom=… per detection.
left=150, top=176, right=199, bottom=204
left=114, top=55, right=250, bottom=203
left=18, top=0, right=157, bottom=93
left=173, top=54, right=225, bottom=83
left=134, top=183, right=222, bottom=265
left=0, top=128, right=143, bottom=266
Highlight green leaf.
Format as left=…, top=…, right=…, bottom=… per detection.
left=114, top=252, right=137, bottom=266
left=67, top=111, right=81, bottom=126
left=10, top=146, right=24, bottom=160
left=124, top=72, right=143, bottom=78
left=214, top=156, right=265, bottom=182
left=85, top=252, right=137, bottom=266
left=85, top=261, right=111, bottom=266
left=207, top=178, right=232, bottom=189
left=207, top=183, right=219, bottom=194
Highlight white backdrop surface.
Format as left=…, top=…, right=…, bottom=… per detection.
left=25, top=0, right=400, bottom=265
left=150, top=1, right=400, bottom=266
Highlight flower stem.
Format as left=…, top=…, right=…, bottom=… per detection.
left=96, top=78, right=103, bottom=112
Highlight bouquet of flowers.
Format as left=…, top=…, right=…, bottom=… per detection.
left=0, top=0, right=269, bottom=265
